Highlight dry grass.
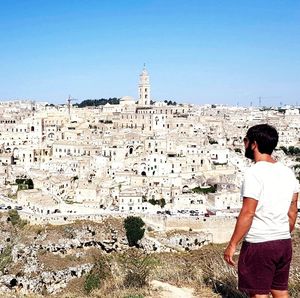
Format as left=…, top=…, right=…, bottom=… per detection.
left=37, top=252, right=84, bottom=271
left=290, top=229, right=300, bottom=297
left=151, top=244, right=244, bottom=297
left=36, top=247, right=102, bottom=271
left=3, top=241, right=299, bottom=298
left=1, top=218, right=299, bottom=298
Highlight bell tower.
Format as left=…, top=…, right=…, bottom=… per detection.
left=138, top=65, right=151, bottom=105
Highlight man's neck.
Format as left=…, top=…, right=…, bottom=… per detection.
left=254, top=153, right=276, bottom=163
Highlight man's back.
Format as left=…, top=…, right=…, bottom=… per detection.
left=243, top=161, right=298, bottom=243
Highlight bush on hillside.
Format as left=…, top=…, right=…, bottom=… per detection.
left=199, top=246, right=248, bottom=298
left=124, top=216, right=145, bottom=247
left=0, top=245, right=13, bottom=273
left=84, top=255, right=111, bottom=294
left=121, top=249, right=156, bottom=289
left=8, top=209, right=27, bottom=228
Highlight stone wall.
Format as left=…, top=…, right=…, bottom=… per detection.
left=142, top=215, right=236, bottom=243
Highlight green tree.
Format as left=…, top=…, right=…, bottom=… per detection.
left=192, top=185, right=217, bottom=194
left=280, top=146, right=287, bottom=154
left=8, top=209, right=27, bottom=228
left=148, top=198, right=156, bottom=205
left=159, top=198, right=166, bottom=208
left=77, top=98, right=120, bottom=108
left=124, top=216, right=145, bottom=247
left=148, top=198, right=166, bottom=208
left=15, top=178, right=34, bottom=190
left=27, top=179, right=34, bottom=189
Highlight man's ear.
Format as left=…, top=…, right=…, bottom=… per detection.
left=251, top=141, right=258, bottom=150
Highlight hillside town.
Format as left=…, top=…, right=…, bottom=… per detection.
left=0, top=68, right=300, bottom=296
left=0, top=67, right=299, bottom=231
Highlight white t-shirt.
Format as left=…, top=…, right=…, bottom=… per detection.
left=242, top=161, right=299, bottom=243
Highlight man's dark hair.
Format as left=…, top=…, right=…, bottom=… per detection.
left=246, top=124, right=278, bottom=154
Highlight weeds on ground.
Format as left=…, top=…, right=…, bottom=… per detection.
left=8, top=209, right=28, bottom=228
left=152, top=249, right=218, bottom=297
left=84, top=254, right=112, bottom=294
left=289, top=266, right=300, bottom=298
left=58, top=250, right=152, bottom=298
left=198, top=245, right=247, bottom=298
left=0, top=245, right=13, bottom=273
left=120, top=248, right=157, bottom=288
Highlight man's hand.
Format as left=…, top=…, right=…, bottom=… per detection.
left=224, top=243, right=236, bottom=266
left=224, top=197, right=257, bottom=266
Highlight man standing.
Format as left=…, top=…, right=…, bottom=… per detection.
left=224, top=124, right=299, bottom=298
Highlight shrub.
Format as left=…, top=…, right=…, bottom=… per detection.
left=199, top=245, right=248, bottom=298
left=0, top=245, right=13, bottom=273
left=148, top=198, right=156, bottom=205
left=121, top=249, right=156, bottom=289
left=124, top=216, right=145, bottom=247
left=84, top=273, right=100, bottom=294
left=8, top=209, right=27, bottom=228
left=84, top=255, right=111, bottom=294
left=159, top=198, right=166, bottom=208
left=280, top=146, right=300, bottom=156
left=148, top=198, right=166, bottom=208
left=15, top=178, right=34, bottom=190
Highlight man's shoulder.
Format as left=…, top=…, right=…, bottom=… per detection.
left=275, top=162, right=294, bottom=175
left=246, top=162, right=264, bottom=174
left=245, top=161, right=288, bottom=177
left=244, top=164, right=261, bottom=181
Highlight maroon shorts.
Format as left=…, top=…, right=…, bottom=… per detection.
left=238, top=239, right=292, bottom=295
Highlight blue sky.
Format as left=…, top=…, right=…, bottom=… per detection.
left=0, top=0, right=299, bottom=106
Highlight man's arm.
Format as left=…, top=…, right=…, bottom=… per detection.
left=288, top=193, right=298, bottom=232
left=224, top=197, right=258, bottom=266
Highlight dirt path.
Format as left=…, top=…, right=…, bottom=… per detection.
left=150, top=280, right=197, bottom=298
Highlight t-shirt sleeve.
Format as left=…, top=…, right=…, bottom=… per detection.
left=293, top=176, right=299, bottom=193
left=241, top=169, right=262, bottom=201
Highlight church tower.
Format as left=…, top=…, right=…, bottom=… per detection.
left=138, top=65, right=151, bottom=106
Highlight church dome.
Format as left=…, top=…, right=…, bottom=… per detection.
left=120, top=96, right=134, bottom=102
left=120, top=96, right=135, bottom=106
